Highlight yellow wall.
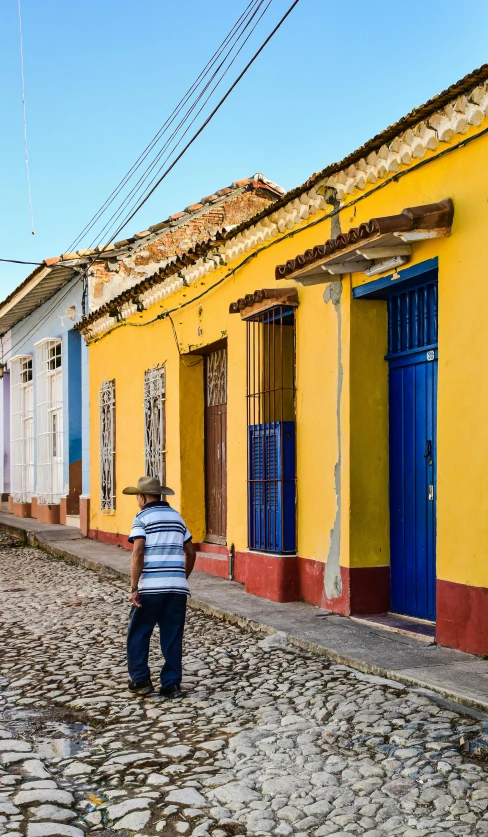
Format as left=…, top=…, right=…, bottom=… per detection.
left=87, top=119, right=488, bottom=592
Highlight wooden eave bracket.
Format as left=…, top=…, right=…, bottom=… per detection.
left=229, top=287, right=299, bottom=318
left=278, top=198, right=454, bottom=285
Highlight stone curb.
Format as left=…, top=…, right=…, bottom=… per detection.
left=2, top=517, right=488, bottom=718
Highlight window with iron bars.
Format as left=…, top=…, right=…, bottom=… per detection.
left=246, top=306, right=296, bottom=553
left=10, top=356, right=34, bottom=503
left=99, top=379, right=116, bottom=512
left=35, top=339, right=63, bottom=505
left=144, top=365, right=166, bottom=484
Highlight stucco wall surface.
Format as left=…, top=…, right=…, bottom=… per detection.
left=86, top=120, right=488, bottom=598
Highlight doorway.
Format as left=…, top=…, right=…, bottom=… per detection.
left=204, top=346, right=227, bottom=544
left=388, top=282, right=437, bottom=621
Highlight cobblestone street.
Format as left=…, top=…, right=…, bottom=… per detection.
left=1, top=535, right=488, bottom=837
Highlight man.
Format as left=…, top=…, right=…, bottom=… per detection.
left=123, top=476, right=196, bottom=698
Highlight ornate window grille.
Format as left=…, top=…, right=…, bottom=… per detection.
left=246, top=307, right=297, bottom=554
left=144, top=365, right=166, bottom=483
left=206, top=350, right=227, bottom=407
left=100, top=379, right=116, bottom=512
left=10, top=355, right=34, bottom=503
left=35, top=339, right=63, bottom=504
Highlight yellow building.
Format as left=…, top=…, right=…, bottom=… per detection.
left=78, top=64, right=488, bottom=656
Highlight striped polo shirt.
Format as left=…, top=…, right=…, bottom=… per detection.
left=128, top=501, right=191, bottom=595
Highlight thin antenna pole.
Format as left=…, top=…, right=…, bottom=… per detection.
left=17, top=0, right=35, bottom=235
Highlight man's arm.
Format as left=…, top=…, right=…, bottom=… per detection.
left=130, top=539, right=145, bottom=607
left=184, top=539, right=196, bottom=579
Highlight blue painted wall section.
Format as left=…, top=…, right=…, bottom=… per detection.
left=67, top=330, right=82, bottom=466
left=81, top=340, right=90, bottom=496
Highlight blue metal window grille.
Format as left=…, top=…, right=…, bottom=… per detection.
left=388, top=282, right=437, bottom=355
left=246, top=306, right=296, bottom=553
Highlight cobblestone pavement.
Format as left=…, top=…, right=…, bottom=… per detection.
left=1, top=536, right=488, bottom=837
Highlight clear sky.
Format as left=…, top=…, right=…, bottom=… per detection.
left=1, top=0, right=487, bottom=296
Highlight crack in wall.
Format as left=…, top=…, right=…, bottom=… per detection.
left=323, top=279, right=343, bottom=600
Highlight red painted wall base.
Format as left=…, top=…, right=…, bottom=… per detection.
left=10, top=500, right=32, bottom=519
left=298, top=561, right=390, bottom=614
left=195, top=553, right=229, bottom=578
left=80, top=498, right=90, bottom=538
left=35, top=503, right=60, bottom=525
left=89, top=529, right=131, bottom=550
left=235, top=551, right=300, bottom=602
left=88, top=527, right=388, bottom=612
left=437, top=579, right=488, bottom=656
left=86, top=526, right=488, bottom=655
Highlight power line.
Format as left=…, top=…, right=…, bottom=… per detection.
left=17, top=0, right=35, bottom=236
left=0, top=1, right=267, bottom=350
left=2, top=3, right=267, bottom=354
left=66, top=0, right=264, bottom=253
left=2, top=0, right=301, bottom=355
left=85, top=0, right=272, bottom=252
left=75, top=0, right=301, bottom=281
left=0, top=258, right=42, bottom=265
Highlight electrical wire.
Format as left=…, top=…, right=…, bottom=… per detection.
left=5, top=271, right=83, bottom=361
left=0, top=258, right=42, bottom=265
left=84, top=0, right=271, bottom=252
left=12, top=113, right=488, bottom=361
left=2, top=0, right=300, bottom=358
left=17, top=0, right=35, bottom=235
left=66, top=0, right=264, bottom=253
left=74, top=0, right=300, bottom=283
left=0, top=0, right=268, bottom=355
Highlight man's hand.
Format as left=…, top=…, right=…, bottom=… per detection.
left=184, top=539, right=196, bottom=579
left=130, top=589, right=142, bottom=608
left=130, top=539, right=145, bottom=607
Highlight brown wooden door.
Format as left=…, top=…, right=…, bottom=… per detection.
left=205, top=348, right=227, bottom=543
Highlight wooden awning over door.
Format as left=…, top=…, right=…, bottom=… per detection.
left=274, top=199, right=454, bottom=285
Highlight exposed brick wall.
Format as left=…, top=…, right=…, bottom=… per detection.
left=90, top=192, right=274, bottom=310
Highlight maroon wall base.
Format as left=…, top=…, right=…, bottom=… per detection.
left=195, top=554, right=229, bottom=578
left=80, top=498, right=90, bottom=537
left=194, top=543, right=229, bottom=577
left=437, top=579, right=488, bottom=656
left=89, top=529, right=131, bottom=550
left=87, top=526, right=388, bottom=613
left=10, top=499, right=32, bottom=519
left=299, top=560, right=390, bottom=614
left=235, top=551, right=300, bottom=602
left=36, top=503, right=61, bottom=525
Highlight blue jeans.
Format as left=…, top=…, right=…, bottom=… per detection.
left=127, top=593, right=187, bottom=687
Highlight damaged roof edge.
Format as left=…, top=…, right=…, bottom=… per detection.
left=0, top=174, right=283, bottom=319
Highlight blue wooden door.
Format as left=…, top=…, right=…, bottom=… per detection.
left=388, top=284, right=437, bottom=621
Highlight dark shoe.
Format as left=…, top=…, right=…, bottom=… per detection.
left=128, top=677, right=153, bottom=696
left=159, top=683, right=183, bottom=699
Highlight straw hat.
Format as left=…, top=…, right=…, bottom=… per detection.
left=122, top=476, right=175, bottom=496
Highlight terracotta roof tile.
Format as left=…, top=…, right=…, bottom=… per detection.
left=275, top=199, right=454, bottom=280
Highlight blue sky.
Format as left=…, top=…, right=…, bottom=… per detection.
left=1, top=0, right=487, bottom=295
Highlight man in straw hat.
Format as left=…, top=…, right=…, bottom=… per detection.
left=123, top=476, right=196, bottom=698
